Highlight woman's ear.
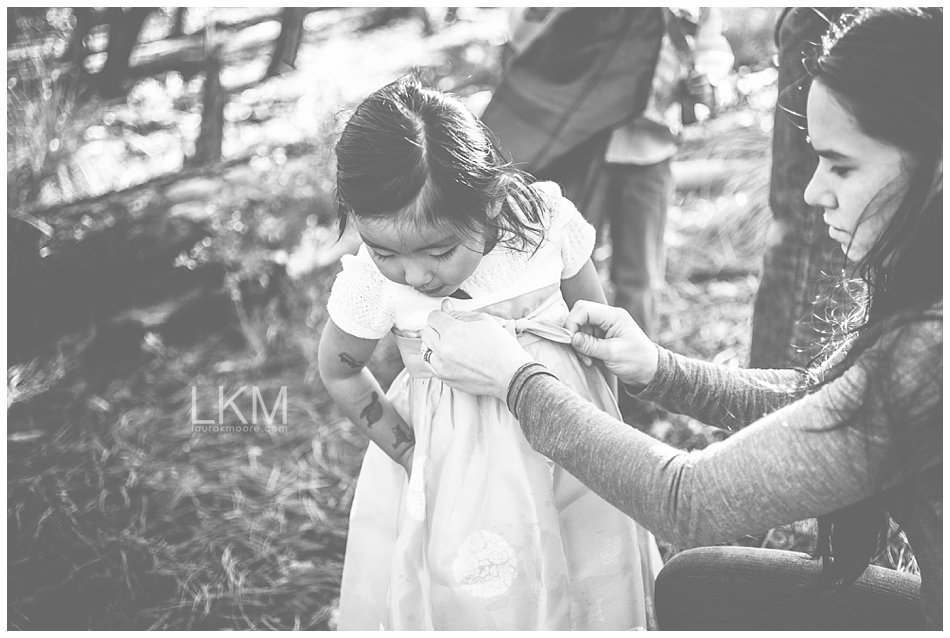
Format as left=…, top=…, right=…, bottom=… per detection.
left=488, top=198, right=504, bottom=219
left=924, top=157, right=942, bottom=208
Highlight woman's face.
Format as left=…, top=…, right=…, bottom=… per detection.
left=804, top=80, right=912, bottom=262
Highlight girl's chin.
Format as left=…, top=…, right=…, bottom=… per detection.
left=417, top=285, right=448, bottom=297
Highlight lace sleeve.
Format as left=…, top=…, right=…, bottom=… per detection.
left=534, top=181, right=597, bottom=278
left=326, top=246, right=395, bottom=340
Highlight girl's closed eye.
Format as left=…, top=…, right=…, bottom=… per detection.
left=431, top=245, right=459, bottom=261
left=371, top=249, right=394, bottom=261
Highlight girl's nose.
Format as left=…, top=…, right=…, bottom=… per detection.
left=804, top=171, right=836, bottom=209
left=403, top=261, right=432, bottom=288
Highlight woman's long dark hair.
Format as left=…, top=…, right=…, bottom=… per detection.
left=804, top=7, right=942, bottom=589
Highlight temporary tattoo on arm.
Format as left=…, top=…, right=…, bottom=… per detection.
left=391, top=422, right=414, bottom=448
left=359, top=391, right=383, bottom=427
left=338, top=352, right=363, bottom=369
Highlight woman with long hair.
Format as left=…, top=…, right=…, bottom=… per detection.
left=421, top=8, right=942, bottom=629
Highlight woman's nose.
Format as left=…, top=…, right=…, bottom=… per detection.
left=804, top=171, right=836, bottom=209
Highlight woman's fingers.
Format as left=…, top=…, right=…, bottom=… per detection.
left=563, top=300, right=594, bottom=334
left=420, top=325, right=441, bottom=347
left=564, top=300, right=626, bottom=336
left=426, top=309, right=457, bottom=335
left=571, top=330, right=609, bottom=364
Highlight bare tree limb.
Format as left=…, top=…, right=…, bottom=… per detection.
left=266, top=8, right=307, bottom=78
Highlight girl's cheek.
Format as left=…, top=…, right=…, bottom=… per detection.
left=377, top=263, right=403, bottom=285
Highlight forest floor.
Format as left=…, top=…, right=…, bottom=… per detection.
left=7, top=8, right=915, bottom=630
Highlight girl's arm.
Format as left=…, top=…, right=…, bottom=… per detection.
left=318, top=319, right=415, bottom=474
left=560, top=258, right=608, bottom=308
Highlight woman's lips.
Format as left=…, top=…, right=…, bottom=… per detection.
left=827, top=224, right=848, bottom=238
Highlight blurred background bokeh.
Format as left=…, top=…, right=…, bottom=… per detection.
left=7, top=7, right=913, bottom=630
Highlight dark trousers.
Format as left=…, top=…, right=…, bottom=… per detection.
left=749, top=8, right=852, bottom=369
left=655, top=546, right=925, bottom=630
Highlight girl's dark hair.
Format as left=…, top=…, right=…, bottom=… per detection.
left=804, top=7, right=942, bottom=589
left=334, top=75, right=546, bottom=251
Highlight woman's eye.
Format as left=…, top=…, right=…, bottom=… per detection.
left=431, top=246, right=458, bottom=261
left=831, top=166, right=853, bottom=177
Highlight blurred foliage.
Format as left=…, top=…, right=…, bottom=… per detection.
left=171, top=151, right=336, bottom=365
left=7, top=19, right=94, bottom=209
left=721, top=7, right=782, bottom=70
left=7, top=7, right=74, bottom=53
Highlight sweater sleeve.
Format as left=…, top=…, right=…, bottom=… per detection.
left=511, top=314, right=942, bottom=549
left=631, top=346, right=805, bottom=430
left=325, top=245, right=395, bottom=340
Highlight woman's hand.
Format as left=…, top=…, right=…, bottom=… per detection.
left=423, top=301, right=535, bottom=401
left=565, top=300, right=659, bottom=391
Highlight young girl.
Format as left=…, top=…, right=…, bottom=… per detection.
left=318, top=77, right=662, bottom=630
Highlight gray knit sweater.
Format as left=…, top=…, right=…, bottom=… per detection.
left=510, top=302, right=942, bottom=629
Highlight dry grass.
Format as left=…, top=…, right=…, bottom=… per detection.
left=8, top=325, right=365, bottom=629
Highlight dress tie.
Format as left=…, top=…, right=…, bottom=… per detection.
left=501, top=317, right=574, bottom=344
left=393, top=284, right=574, bottom=378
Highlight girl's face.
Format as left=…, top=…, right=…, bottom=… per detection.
left=804, top=80, right=912, bottom=262
left=355, top=214, right=487, bottom=297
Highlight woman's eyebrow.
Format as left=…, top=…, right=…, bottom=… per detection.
left=814, top=148, right=852, bottom=161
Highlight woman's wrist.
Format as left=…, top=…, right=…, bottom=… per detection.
left=624, top=342, right=659, bottom=390
left=622, top=344, right=664, bottom=398
left=506, top=362, right=558, bottom=417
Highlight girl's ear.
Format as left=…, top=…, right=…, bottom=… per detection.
left=488, top=176, right=513, bottom=219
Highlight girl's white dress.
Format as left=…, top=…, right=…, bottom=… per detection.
left=328, top=182, right=662, bottom=630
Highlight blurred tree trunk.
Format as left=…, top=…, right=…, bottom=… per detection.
left=190, top=26, right=225, bottom=166
left=266, top=8, right=306, bottom=78
left=171, top=7, right=186, bottom=37
left=98, top=7, right=153, bottom=98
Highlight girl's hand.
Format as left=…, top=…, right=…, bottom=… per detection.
left=423, top=302, right=535, bottom=401
left=565, top=300, right=659, bottom=391
left=395, top=445, right=414, bottom=477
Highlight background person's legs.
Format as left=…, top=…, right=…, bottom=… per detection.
left=606, top=159, right=671, bottom=339
left=749, top=7, right=851, bottom=369
left=655, top=546, right=925, bottom=630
